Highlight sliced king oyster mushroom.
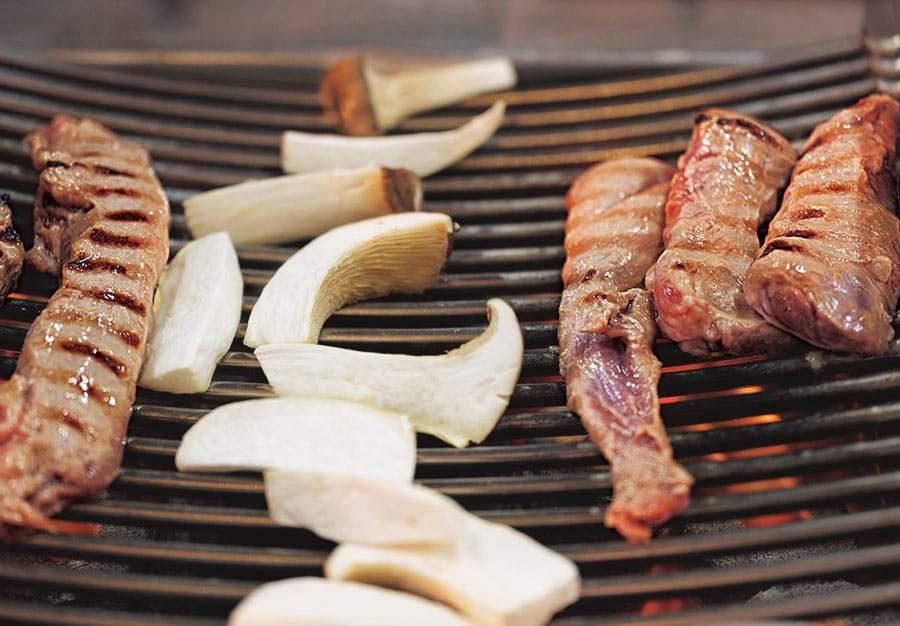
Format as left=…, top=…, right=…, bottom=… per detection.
left=183, top=166, right=421, bottom=246
left=321, top=54, right=515, bottom=135
left=325, top=512, right=581, bottom=626
left=282, top=101, right=505, bottom=178
left=228, top=577, right=476, bottom=626
left=254, top=298, right=523, bottom=447
left=265, top=470, right=466, bottom=546
left=139, top=231, right=243, bottom=394
left=244, top=211, right=454, bottom=348
left=175, top=397, right=416, bottom=483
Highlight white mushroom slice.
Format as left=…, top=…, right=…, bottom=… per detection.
left=183, top=166, right=421, bottom=246
left=282, top=101, right=506, bottom=178
left=320, top=54, right=516, bottom=135
left=244, top=211, right=453, bottom=348
left=175, top=397, right=415, bottom=482
left=228, top=577, right=476, bottom=626
left=139, top=232, right=242, bottom=394
left=325, top=514, right=581, bottom=626
left=255, top=298, right=523, bottom=447
left=265, top=471, right=465, bottom=546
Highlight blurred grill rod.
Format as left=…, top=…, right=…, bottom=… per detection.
left=865, top=0, right=900, bottom=94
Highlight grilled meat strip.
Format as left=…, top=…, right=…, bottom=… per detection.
left=558, top=158, right=693, bottom=543
left=644, top=109, right=797, bottom=357
left=744, top=94, right=900, bottom=356
left=0, top=194, right=24, bottom=301
left=0, top=116, right=169, bottom=538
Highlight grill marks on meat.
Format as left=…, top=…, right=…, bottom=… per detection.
left=645, top=109, right=797, bottom=357
left=0, top=116, right=169, bottom=538
left=26, top=121, right=151, bottom=276
left=0, top=195, right=24, bottom=302
left=744, top=94, right=900, bottom=356
left=558, top=158, right=693, bottom=543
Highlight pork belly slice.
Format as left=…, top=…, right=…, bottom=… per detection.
left=0, top=116, right=169, bottom=539
left=558, top=158, right=693, bottom=543
left=645, top=109, right=797, bottom=357
left=745, top=93, right=900, bottom=356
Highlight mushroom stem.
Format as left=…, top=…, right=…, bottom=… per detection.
left=183, top=167, right=421, bottom=247
left=139, top=232, right=242, bottom=394
left=264, top=471, right=465, bottom=546
left=229, top=578, right=476, bottom=626
left=255, top=299, right=523, bottom=447
left=175, top=397, right=416, bottom=481
left=282, top=101, right=505, bottom=178
left=325, top=513, right=581, bottom=626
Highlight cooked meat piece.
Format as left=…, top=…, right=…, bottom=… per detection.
left=0, top=194, right=24, bottom=301
left=744, top=94, right=900, bottom=356
left=558, top=158, right=693, bottom=543
left=0, top=116, right=169, bottom=539
left=644, top=109, right=797, bottom=357
left=562, top=160, right=671, bottom=292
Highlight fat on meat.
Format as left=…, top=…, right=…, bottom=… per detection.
left=645, top=109, right=797, bottom=357
left=558, top=158, right=693, bottom=543
left=0, top=116, right=169, bottom=538
left=744, top=93, right=900, bottom=356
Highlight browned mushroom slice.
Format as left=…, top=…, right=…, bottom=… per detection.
left=184, top=166, right=422, bottom=246
left=320, top=54, right=515, bottom=135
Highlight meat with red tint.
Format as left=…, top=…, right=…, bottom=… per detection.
left=745, top=93, right=900, bottom=356
left=558, top=158, right=693, bottom=543
left=645, top=109, right=797, bottom=357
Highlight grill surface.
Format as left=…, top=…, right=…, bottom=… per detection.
left=1, top=36, right=900, bottom=625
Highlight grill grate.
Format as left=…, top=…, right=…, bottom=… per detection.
left=2, top=35, right=900, bottom=625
